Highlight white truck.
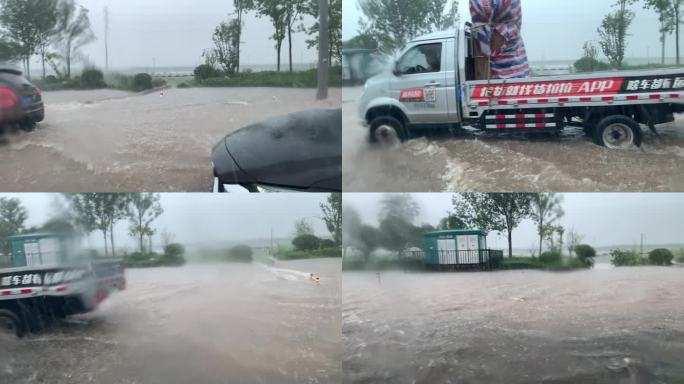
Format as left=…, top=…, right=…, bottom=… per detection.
left=0, top=233, right=125, bottom=338
left=359, top=23, right=684, bottom=149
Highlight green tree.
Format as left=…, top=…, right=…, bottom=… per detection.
left=342, top=32, right=378, bottom=50
left=438, top=212, right=466, bottom=230
left=64, top=193, right=116, bottom=257
left=358, top=0, right=458, bottom=54
left=53, top=0, right=95, bottom=79
left=252, top=0, right=288, bottom=71
left=127, top=193, right=163, bottom=255
left=530, top=193, right=564, bottom=257
left=598, top=0, right=635, bottom=68
left=294, top=218, right=314, bottom=237
left=377, top=194, right=420, bottom=253
left=566, top=228, right=584, bottom=257
left=212, top=18, right=241, bottom=74
left=233, top=0, right=254, bottom=73
left=452, top=193, right=534, bottom=258
left=643, top=0, right=677, bottom=64
left=320, top=193, right=342, bottom=245
left=302, top=0, right=341, bottom=65
left=0, top=0, right=59, bottom=79
left=292, top=234, right=321, bottom=251
left=0, top=198, right=28, bottom=256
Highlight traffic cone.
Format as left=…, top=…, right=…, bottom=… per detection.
left=159, top=89, right=165, bottom=97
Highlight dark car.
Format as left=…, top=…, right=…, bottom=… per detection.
left=212, top=108, right=342, bottom=192
left=0, top=68, right=45, bottom=132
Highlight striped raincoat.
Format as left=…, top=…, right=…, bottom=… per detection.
left=470, top=0, right=530, bottom=79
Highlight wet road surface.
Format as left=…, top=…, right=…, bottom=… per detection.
left=343, top=267, right=684, bottom=384
left=343, top=87, right=684, bottom=192
left=0, top=88, right=340, bottom=192
left=1, top=259, right=341, bottom=384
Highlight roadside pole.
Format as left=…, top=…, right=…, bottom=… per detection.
left=316, top=0, right=329, bottom=100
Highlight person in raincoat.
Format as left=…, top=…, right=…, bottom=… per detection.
left=470, top=0, right=530, bottom=79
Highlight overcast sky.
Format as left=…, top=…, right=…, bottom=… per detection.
left=0, top=193, right=330, bottom=251
left=343, top=0, right=669, bottom=61
left=41, top=0, right=319, bottom=69
left=343, top=193, right=684, bottom=250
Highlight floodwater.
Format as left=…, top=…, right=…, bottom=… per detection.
left=0, top=87, right=340, bottom=192
left=343, top=87, right=684, bottom=192
left=343, top=267, right=684, bottom=384
left=0, top=259, right=341, bottom=384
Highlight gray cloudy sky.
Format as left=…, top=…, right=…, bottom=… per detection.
left=343, top=193, right=684, bottom=250
left=343, top=0, right=668, bottom=61
left=0, top=193, right=330, bottom=250
left=49, top=0, right=318, bottom=69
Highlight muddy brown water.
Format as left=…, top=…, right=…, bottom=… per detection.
left=342, top=267, right=684, bottom=384
left=0, top=259, right=341, bottom=384
left=343, top=87, right=684, bottom=192
left=0, top=88, right=340, bottom=192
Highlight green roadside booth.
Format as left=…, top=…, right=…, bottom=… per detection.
left=9, top=232, right=75, bottom=268
left=422, top=229, right=503, bottom=271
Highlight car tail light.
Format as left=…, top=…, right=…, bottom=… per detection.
left=0, top=87, right=18, bottom=109
left=35, top=87, right=42, bottom=97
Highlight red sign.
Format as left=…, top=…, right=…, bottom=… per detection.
left=471, top=77, right=625, bottom=100
left=400, top=88, right=425, bottom=102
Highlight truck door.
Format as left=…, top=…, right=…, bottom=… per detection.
left=391, top=40, right=449, bottom=123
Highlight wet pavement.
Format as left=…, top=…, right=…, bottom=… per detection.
left=343, top=87, right=684, bottom=192
left=342, top=267, right=684, bottom=384
left=0, top=88, right=340, bottom=192
left=0, top=259, right=341, bottom=384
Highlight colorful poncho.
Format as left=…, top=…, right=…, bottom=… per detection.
left=470, top=0, right=530, bottom=79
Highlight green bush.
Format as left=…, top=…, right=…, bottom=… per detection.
left=162, top=243, right=186, bottom=266
left=227, top=245, right=253, bottom=263
left=194, top=64, right=223, bottom=81
left=574, top=57, right=611, bottom=73
left=574, top=244, right=596, bottom=259
left=648, top=248, right=674, bottom=266
left=311, top=246, right=342, bottom=258
left=45, top=75, right=59, bottom=84
left=539, top=250, right=561, bottom=264
left=292, top=234, right=321, bottom=251
left=177, top=82, right=190, bottom=88
left=320, top=239, right=336, bottom=248
left=610, top=249, right=645, bottom=267
left=151, top=77, right=166, bottom=88
left=197, top=67, right=342, bottom=88
left=80, top=68, right=107, bottom=89
left=132, top=73, right=153, bottom=91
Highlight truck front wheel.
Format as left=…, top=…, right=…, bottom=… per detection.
left=369, top=116, right=409, bottom=145
left=594, top=115, right=642, bottom=149
left=0, top=309, right=25, bottom=338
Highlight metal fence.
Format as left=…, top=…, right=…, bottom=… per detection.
left=407, top=249, right=504, bottom=271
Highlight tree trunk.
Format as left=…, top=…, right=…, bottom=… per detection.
left=662, top=30, right=666, bottom=65
left=276, top=40, right=282, bottom=72
left=236, top=5, right=241, bottom=73
left=678, top=17, right=681, bottom=65
left=316, top=0, right=330, bottom=100
left=110, top=223, right=115, bottom=257
left=25, top=57, right=31, bottom=80
left=139, top=232, right=144, bottom=254
left=288, top=14, right=293, bottom=73
left=41, top=51, right=47, bottom=80
left=507, top=229, right=513, bottom=258
left=102, top=230, right=109, bottom=257
left=66, top=40, right=72, bottom=78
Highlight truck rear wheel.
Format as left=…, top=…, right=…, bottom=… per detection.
left=594, top=115, right=642, bottom=149
left=0, top=309, right=25, bottom=338
left=369, top=116, right=408, bottom=145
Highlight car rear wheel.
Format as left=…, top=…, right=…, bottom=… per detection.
left=594, top=115, right=642, bottom=149
left=369, top=116, right=409, bottom=145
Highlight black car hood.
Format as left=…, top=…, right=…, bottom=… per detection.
left=215, top=108, right=341, bottom=191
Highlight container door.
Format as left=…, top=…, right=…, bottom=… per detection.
left=24, top=242, right=41, bottom=267
left=39, top=238, right=60, bottom=265
left=437, top=238, right=456, bottom=264
left=466, top=235, right=479, bottom=264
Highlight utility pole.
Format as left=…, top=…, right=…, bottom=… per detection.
left=316, top=0, right=329, bottom=100
left=104, top=6, right=110, bottom=71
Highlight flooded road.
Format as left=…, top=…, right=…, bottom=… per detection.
left=343, top=87, right=684, bottom=192
left=0, top=88, right=340, bottom=192
left=1, top=259, right=341, bottom=384
left=343, top=267, right=684, bottom=384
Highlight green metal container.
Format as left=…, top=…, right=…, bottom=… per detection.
left=8, top=232, right=73, bottom=268
left=423, top=229, right=488, bottom=266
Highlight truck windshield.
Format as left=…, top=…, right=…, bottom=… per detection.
left=396, top=42, right=442, bottom=75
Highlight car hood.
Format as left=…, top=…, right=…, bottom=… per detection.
left=215, top=109, right=341, bottom=191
